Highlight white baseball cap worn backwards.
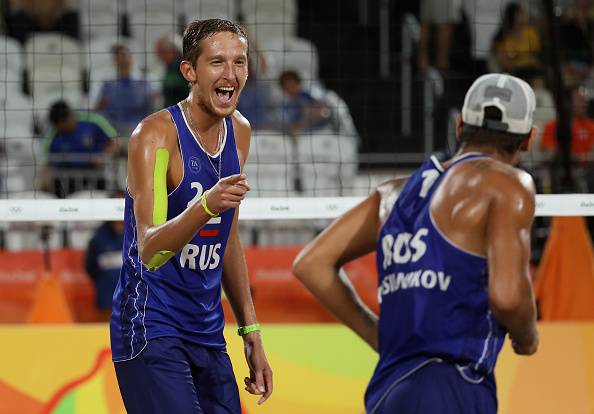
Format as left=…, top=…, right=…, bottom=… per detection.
left=462, top=73, right=536, bottom=135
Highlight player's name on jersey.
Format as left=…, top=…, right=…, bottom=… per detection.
left=378, top=269, right=452, bottom=303
left=381, top=228, right=429, bottom=269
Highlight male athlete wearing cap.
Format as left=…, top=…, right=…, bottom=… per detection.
left=110, top=19, right=272, bottom=413
left=293, top=73, right=539, bottom=413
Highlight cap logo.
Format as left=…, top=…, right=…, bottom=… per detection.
left=485, top=85, right=512, bottom=102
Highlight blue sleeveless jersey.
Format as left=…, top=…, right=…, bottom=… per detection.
left=365, top=153, right=507, bottom=413
left=110, top=103, right=240, bottom=361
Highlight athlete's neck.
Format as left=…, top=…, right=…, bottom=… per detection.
left=456, top=145, right=519, bottom=165
left=184, top=94, right=225, bottom=141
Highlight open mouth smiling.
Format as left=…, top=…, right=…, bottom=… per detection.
left=215, top=86, right=235, bottom=103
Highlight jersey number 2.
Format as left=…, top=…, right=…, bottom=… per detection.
left=187, top=182, right=203, bottom=208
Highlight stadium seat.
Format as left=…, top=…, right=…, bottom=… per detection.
left=2, top=136, right=38, bottom=163
left=294, top=131, right=358, bottom=196
left=297, top=133, right=358, bottom=177
left=323, top=89, right=360, bottom=140
left=184, top=0, right=238, bottom=21
left=127, top=0, right=183, bottom=77
left=0, top=35, right=23, bottom=86
left=0, top=89, right=36, bottom=197
left=24, top=34, right=83, bottom=102
left=5, top=191, right=62, bottom=251
left=0, top=162, right=36, bottom=196
left=260, top=36, right=319, bottom=89
left=250, top=131, right=292, bottom=161
left=79, top=0, right=124, bottom=41
left=0, top=89, right=34, bottom=139
left=244, top=162, right=297, bottom=197
left=244, top=131, right=296, bottom=197
left=241, top=0, right=297, bottom=44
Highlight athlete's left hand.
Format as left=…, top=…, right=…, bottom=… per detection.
left=243, top=332, right=273, bottom=404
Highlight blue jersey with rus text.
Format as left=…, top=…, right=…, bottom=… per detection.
left=365, top=153, right=507, bottom=413
left=110, top=103, right=240, bottom=361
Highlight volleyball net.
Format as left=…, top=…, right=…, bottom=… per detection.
left=1, top=0, right=593, bottom=241
left=1, top=193, right=594, bottom=222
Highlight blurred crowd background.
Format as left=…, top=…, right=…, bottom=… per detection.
left=0, top=0, right=593, bottom=319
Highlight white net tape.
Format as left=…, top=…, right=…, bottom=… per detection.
left=0, top=194, right=591, bottom=222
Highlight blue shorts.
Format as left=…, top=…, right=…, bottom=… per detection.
left=114, top=337, right=241, bottom=414
left=370, top=360, right=497, bottom=414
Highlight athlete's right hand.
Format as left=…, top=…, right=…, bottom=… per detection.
left=205, top=174, right=251, bottom=215
left=511, top=332, right=539, bottom=356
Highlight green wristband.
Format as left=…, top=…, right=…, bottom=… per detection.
left=237, top=323, right=261, bottom=336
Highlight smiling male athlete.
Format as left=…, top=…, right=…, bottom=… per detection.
left=110, top=19, right=272, bottom=413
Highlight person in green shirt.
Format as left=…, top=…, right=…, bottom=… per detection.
left=155, top=33, right=188, bottom=107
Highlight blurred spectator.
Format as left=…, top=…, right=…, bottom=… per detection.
left=6, top=0, right=79, bottom=43
left=279, top=70, right=330, bottom=135
left=561, top=0, right=594, bottom=85
left=95, top=44, right=157, bottom=137
left=40, top=100, right=119, bottom=197
left=493, top=2, right=542, bottom=80
left=155, top=33, right=188, bottom=107
left=541, top=86, right=594, bottom=160
left=85, top=192, right=124, bottom=321
left=531, top=76, right=557, bottom=145
left=237, top=51, right=273, bottom=129
left=417, top=0, right=462, bottom=70
left=464, top=0, right=514, bottom=75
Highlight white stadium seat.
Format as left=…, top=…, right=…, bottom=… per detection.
left=297, top=133, right=358, bottom=178
left=127, top=0, right=183, bottom=77
left=260, top=36, right=319, bottom=88
left=244, top=131, right=297, bottom=197
left=185, top=0, right=238, bottom=21
left=0, top=91, right=34, bottom=140
left=0, top=35, right=23, bottom=85
left=79, top=0, right=124, bottom=41
left=24, top=34, right=82, bottom=102
left=323, top=89, right=360, bottom=140
left=242, top=0, right=297, bottom=44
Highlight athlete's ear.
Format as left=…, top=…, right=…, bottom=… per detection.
left=520, top=127, right=537, bottom=151
left=455, top=113, right=463, bottom=141
left=180, top=60, right=197, bottom=83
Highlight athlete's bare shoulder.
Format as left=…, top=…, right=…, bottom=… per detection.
left=456, top=158, right=534, bottom=193
left=448, top=157, right=535, bottom=215
left=129, top=109, right=178, bottom=152
left=231, top=109, right=251, bottom=132
left=126, top=110, right=181, bottom=198
left=376, top=177, right=409, bottom=225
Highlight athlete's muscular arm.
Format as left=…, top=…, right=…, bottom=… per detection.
left=293, top=192, right=385, bottom=352
left=222, top=111, right=273, bottom=405
left=486, top=171, right=539, bottom=356
left=128, top=112, right=249, bottom=266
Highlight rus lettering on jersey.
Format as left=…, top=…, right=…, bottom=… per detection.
left=378, top=269, right=452, bottom=303
left=381, top=228, right=429, bottom=269
left=179, top=243, right=222, bottom=270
